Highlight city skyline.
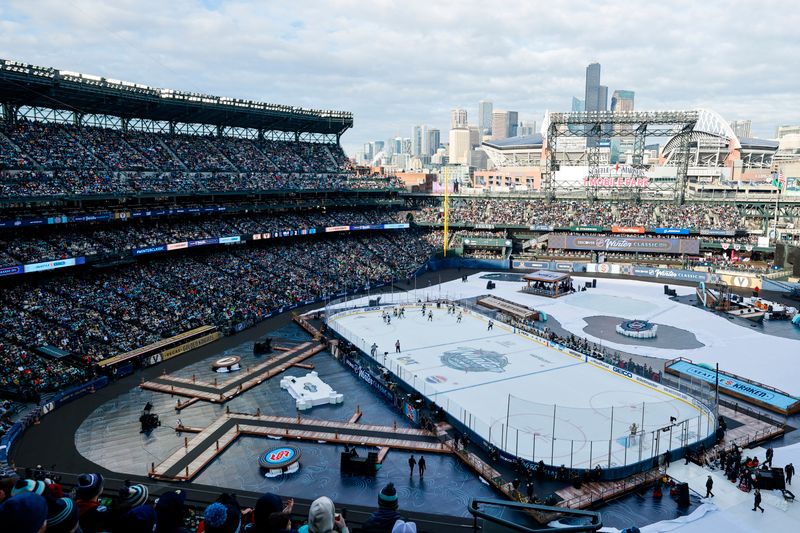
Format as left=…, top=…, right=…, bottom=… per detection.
left=0, top=1, right=797, bottom=157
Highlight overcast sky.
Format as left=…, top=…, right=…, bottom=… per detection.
left=1, top=0, right=798, bottom=156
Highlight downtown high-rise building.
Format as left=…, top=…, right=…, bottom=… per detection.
left=611, top=90, right=634, bottom=112
left=491, top=111, right=519, bottom=140
left=478, top=100, right=493, bottom=135
left=730, top=120, right=752, bottom=139
left=412, top=125, right=422, bottom=156
left=585, top=63, right=608, bottom=112
left=449, top=128, right=471, bottom=166
left=427, top=128, right=441, bottom=155
left=571, top=97, right=584, bottom=112
left=518, top=121, right=537, bottom=136
left=451, top=107, right=468, bottom=129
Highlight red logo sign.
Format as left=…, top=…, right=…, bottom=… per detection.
left=270, top=450, right=291, bottom=462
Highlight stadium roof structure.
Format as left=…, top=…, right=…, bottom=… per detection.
left=0, top=59, right=353, bottom=136
left=481, top=134, right=544, bottom=167
left=482, top=134, right=544, bottom=149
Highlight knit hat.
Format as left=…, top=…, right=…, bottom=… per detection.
left=11, top=478, right=48, bottom=497
left=119, top=483, right=149, bottom=509
left=392, top=520, right=418, bottom=533
left=46, top=496, right=81, bottom=533
left=123, top=504, right=157, bottom=533
left=203, top=501, right=241, bottom=533
left=76, top=472, right=104, bottom=499
left=0, top=492, right=48, bottom=533
left=155, top=489, right=187, bottom=529
left=379, top=482, right=399, bottom=510
left=307, top=496, right=335, bottom=533
left=253, top=492, right=283, bottom=531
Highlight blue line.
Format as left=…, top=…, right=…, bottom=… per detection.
left=434, top=361, right=583, bottom=395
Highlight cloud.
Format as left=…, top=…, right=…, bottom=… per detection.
left=0, top=0, right=797, bottom=156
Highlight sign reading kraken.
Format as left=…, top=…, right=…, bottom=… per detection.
left=441, top=348, right=509, bottom=373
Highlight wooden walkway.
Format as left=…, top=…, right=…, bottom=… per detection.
left=140, top=342, right=325, bottom=405
left=149, top=411, right=449, bottom=481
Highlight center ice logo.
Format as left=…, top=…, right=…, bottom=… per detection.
left=441, top=348, right=508, bottom=373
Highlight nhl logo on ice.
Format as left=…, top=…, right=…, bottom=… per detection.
left=441, top=348, right=508, bottom=373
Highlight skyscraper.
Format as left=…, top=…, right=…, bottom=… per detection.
left=518, top=121, right=537, bottom=136
left=584, top=62, right=602, bottom=112
left=610, top=90, right=635, bottom=112
left=449, top=128, right=471, bottom=165
left=451, top=108, right=468, bottom=129
left=598, top=85, right=608, bottom=112
left=491, top=111, right=519, bottom=140
left=428, top=128, right=441, bottom=155
left=412, top=125, right=422, bottom=156
left=478, top=100, right=493, bottom=135
left=730, top=120, right=752, bottom=139
left=571, top=97, right=584, bottom=112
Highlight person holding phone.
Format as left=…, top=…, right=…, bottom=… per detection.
left=297, top=496, right=348, bottom=533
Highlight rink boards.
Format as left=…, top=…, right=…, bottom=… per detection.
left=328, top=303, right=712, bottom=467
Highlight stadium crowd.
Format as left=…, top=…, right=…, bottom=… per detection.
left=0, top=119, right=399, bottom=197
left=0, top=231, right=434, bottom=396
left=0, top=209, right=395, bottom=265
left=411, top=198, right=745, bottom=230
left=0, top=472, right=420, bottom=533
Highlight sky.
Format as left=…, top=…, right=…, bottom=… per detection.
left=1, top=0, right=798, bottom=157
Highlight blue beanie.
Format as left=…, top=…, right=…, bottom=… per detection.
left=11, top=479, right=48, bottom=497
left=46, top=497, right=80, bottom=533
left=204, top=501, right=241, bottom=533
left=0, top=492, right=48, bottom=533
left=76, top=473, right=104, bottom=499
left=379, top=482, right=399, bottom=510
left=125, top=504, right=157, bottom=533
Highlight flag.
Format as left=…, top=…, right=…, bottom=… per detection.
left=772, top=171, right=786, bottom=190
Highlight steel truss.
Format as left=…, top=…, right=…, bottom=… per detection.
left=545, top=111, right=698, bottom=203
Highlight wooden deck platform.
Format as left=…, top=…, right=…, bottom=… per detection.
left=149, top=411, right=449, bottom=481
left=140, top=342, right=325, bottom=406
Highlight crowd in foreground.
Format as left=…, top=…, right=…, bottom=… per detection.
left=0, top=231, right=434, bottom=397
left=0, top=472, right=419, bottom=533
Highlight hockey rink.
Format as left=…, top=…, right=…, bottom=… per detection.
left=328, top=302, right=712, bottom=469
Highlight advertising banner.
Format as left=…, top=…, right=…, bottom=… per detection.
left=0, top=265, right=24, bottom=277
left=325, top=225, right=350, bottom=233
left=667, top=360, right=798, bottom=411
left=381, top=223, right=410, bottom=229
left=133, top=245, right=167, bottom=256
left=166, top=242, right=188, bottom=251
left=625, top=266, right=718, bottom=283
left=656, top=227, right=691, bottom=235
left=569, top=225, right=604, bottom=232
left=611, top=226, right=645, bottom=234
left=218, top=236, right=241, bottom=244
left=188, top=238, right=219, bottom=247
left=548, top=235, right=700, bottom=254
left=700, top=229, right=736, bottom=237
left=529, top=224, right=554, bottom=231
left=512, top=260, right=550, bottom=270
left=23, top=257, right=83, bottom=273
left=586, top=263, right=622, bottom=274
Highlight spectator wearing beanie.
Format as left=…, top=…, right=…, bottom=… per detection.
left=155, top=490, right=191, bottom=533
left=47, top=496, right=81, bottom=533
left=297, top=496, right=348, bottom=533
left=122, top=504, right=157, bottom=533
left=11, top=478, right=50, bottom=498
left=361, top=483, right=403, bottom=533
left=75, top=473, right=109, bottom=533
left=247, top=492, right=297, bottom=533
left=0, top=491, right=48, bottom=533
left=203, top=501, right=242, bottom=533
left=112, top=483, right=150, bottom=530
left=0, top=475, right=18, bottom=503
